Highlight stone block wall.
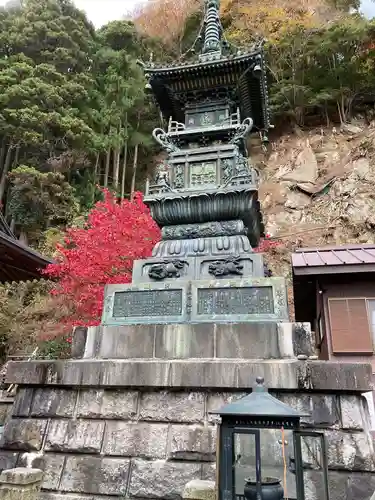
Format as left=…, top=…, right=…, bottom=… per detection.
left=0, top=391, right=14, bottom=427
left=0, top=323, right=374, bottom=500
left=0, top=379, right=374, bottom=499
left=0, top=390, right=14, bottom=426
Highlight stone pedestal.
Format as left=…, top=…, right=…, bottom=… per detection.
left=1, top=326, right=374, bottom=500
left=183, top=480, right=216, bottom=500
left=0, top=468, right=43, bottom=500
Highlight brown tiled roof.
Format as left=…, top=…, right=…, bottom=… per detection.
left=292, top=244, right=375, bottom=274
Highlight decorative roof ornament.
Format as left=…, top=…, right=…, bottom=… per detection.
left=137, top=0, right=271, bottom=134
left=200, top=0, right=222, bottom=62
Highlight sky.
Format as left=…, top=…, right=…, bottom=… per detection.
left=67, top=0, right=145, bottom=27
left=0, top=0, right=147, bottom=27
left=361, top=0, right=375, bottom=17
left=0, top=0, right=374, bottom=27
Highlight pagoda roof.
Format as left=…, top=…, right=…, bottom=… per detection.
left=144, top=48, right=270, bottom=132
left=144, top=49, right=262, bottom=76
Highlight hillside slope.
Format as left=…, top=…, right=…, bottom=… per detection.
left=252, top=120, right=375, bottom=279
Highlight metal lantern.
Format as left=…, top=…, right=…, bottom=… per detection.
left=211, top=377, right=330, bottom=500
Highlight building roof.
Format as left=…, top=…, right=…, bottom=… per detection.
left=291, top=244, right=375, bottom=323
left=0, top=229, right=52, bottom=282
left=292, top=244, right=375, bottom=275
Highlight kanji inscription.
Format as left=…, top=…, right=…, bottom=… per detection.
left=197, top=286, right=274, bottom=316
left=112, top=289, right=183, bottom=318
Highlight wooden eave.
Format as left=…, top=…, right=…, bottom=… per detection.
left=291, top=244, right=375, bottom=323
left=0, top=231, right=53, bottom=282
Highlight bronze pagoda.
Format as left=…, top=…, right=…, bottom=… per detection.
left=101, top=0, right=288, bottom=325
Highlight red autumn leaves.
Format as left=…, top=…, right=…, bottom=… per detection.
left=44, top=190, right=160, bottom=327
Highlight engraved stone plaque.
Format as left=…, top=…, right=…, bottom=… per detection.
left=196, top=286, right=274, bottom=316
left=113, top=289, right=183, bottom=318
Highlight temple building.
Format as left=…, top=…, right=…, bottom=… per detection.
left=0, top=213, right=51, bottom=282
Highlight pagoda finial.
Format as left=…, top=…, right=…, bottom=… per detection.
left=200, top=0, right=222, bottom=61
left=254, top=377, right=267, bottom=392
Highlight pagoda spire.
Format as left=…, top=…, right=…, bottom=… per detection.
left=200, top=0, right=222, bottom=61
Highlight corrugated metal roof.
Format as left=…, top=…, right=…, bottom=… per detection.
left=292, top=244, right=375, bottom=269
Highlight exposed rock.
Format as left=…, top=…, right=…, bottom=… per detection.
left=346, top=194, right=375, bottom=226
left=285, top=190, right=311, bottom=209
left=266, top=210, right=303, bottom=235
left=333, top=174, right=358, bottom=196
left=352, top=157, right=371, bottom=179
left=282, top=142, right=318, bottom=184
left=341, top=123, right=363, bottom=135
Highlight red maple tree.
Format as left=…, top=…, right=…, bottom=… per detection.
left=45, top=190, right=160, bottom=328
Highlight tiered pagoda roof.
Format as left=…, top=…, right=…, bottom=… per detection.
left=141, top=0, right=270, bottom=132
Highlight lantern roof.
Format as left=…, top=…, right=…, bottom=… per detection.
left=210, top=377, right=309, bottom=419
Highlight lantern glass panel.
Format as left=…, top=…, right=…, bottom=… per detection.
left=233, top=430, right=260, bottom=500
left=233, top=426, right=298, bottom=500
left=293, top=431, right=330, bottom=500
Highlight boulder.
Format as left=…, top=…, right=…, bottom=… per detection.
left=285, top=190, right=311, bottom=209
left=341, top=123, right=363, bottom=135
left=282, top=142, right=318, bottom=184
left=352, top=158, right=371, bottom=179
